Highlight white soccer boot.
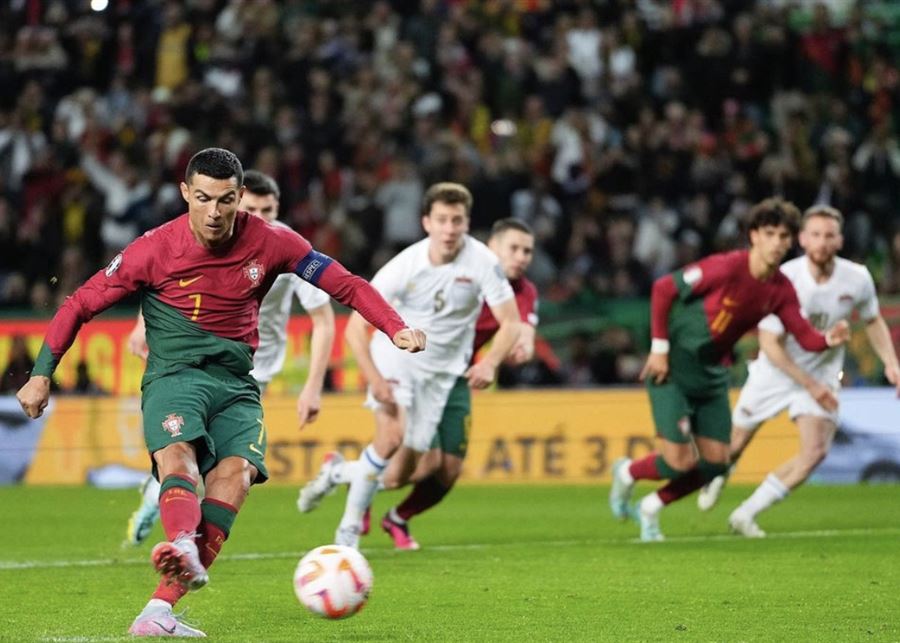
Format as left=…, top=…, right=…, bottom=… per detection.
left=128, top=599, right=206, bottom=637
left=125, top=476, right=161, bottom=546
left=728, top=508, right=766, bottom=538
left=638, top=504, right=665, bottom=542
left=608, top=457, right=635, bottom=521
left=697, top=474, right=727, bottom=512
left=297, top=452, right=344, bottom=513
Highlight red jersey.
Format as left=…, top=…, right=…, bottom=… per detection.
left=34, top=212, right=406, bottom=377
left=473, top=276, right=539, bottom=354
left=651, top=249, right=828, bottom=364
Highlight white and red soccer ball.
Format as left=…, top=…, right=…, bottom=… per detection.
left=293, top=545, right=374, bottom=619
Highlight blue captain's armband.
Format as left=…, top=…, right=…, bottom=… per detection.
left=294, top=250, right=334, bottom=285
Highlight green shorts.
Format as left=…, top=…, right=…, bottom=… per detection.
left=142, top=364, right=269, bottom=483
left=429, top=377, right=472, bottom=457
left=647, top=379, right=731, bottom=444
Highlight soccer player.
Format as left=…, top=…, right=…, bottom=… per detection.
left=607, top=198, right=850, bottom=542
left=124, top=169, right=335, bottom=546
left=694, top=205, right=900, bottom=536
left=297, top=182, right=522, bottom=549
left=15, top=148, right=425, bottom=638
left=375, top=217, right=538, bottom=549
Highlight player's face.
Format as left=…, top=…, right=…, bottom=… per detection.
left=422, top=201, right=469, bottom=263
left=489, top=229, right=534, bottom=280
left=799, top=215, right=843, bottom=267
left=750, top=224, right=794, bottom=268
left=181, top=174, right=244, bottom=248
left=240, top=191, right=279, bottom=223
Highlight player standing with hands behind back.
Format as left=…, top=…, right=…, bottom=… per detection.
left=608, top=198, right=850, bottom=541
left=16, top=148, right=425, bottom=638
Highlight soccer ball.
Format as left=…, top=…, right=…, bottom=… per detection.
left=293, top=545, right=374, bottom=619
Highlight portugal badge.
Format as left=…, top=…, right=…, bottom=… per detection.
left=243, top=259, right=265, bottom=287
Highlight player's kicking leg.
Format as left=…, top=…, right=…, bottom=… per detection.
left=125, top=475, right=162, bottom=546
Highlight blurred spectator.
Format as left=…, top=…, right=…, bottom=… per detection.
left=0, top=335, right=33, bottom=393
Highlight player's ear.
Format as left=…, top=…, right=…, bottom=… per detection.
left=179, top=181, right=190, bottom=203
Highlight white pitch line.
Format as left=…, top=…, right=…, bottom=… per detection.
left=3, top=526, right=899, bottom=571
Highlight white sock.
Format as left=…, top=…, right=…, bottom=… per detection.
left=640, top=492, right=664, bottom=516
left=143, top=476, right=161, bottom=509
left=617, top=459, right=635, bottom=485
left=338, top=445, right=386, bottom=530
left=739, top=473, right=789, bottom=518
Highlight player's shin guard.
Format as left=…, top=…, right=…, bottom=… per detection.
left=158, top=475, right=201, bottom=541
left=395, top=475, right=451, bottom=522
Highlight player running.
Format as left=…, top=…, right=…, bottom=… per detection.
left=124, top=169, right=335, bottom=547
left=694, top=205, right=900, bottom=536
left=608, top=198, right=850, bottom=542
left=376, top=217, right=538, bottom=549
left=16, top=148, right=425, bottom=638
left=296, top=183, right=522, bottom=549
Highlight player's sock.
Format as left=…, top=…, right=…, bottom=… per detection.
left=158, top=475, right=201, bottom=540
left=338, top=445, right=386, bottom=533
left=395, top=475, right=451, bottom=521
left=639, top=492, right=664, bottom=516
left=628, top=453, right=680, bottom=481
left=738, top=473, right=789, bottom=518
left=196, top=498, right=237, bottom=568
left=657, top=469, right=705, bottom=505
left=657, top=460, right=729, bottom=505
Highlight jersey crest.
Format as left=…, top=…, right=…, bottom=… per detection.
left=243, top=259, right=265, bottom=287
left=161, top=413, right=185, bottom=437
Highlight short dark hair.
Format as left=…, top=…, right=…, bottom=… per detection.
left=422, top=182, right=473, bottom=216
left=243, top=169, right=280, bottom=199
left=490, top=218, right=534, bottom=239
left=745, top=197, right=801, bottom=238
left=185, top=148, right=243, bottom=186
left=802, top=204, right=844, bottom=229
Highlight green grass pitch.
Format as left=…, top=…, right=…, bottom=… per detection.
left=0, top=483, right=897, bottom=641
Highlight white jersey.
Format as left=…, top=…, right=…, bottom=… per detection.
left=751, top=256, right=879, bottom=385
left=369, top=235, right=514, bottom=375
left=250, top=272, right=330, bottom=384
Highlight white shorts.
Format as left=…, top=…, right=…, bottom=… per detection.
left=732, top=369, right=839, bottom=430
left=365, top=338, right=459, bottom=452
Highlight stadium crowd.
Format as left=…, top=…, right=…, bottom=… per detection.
left=1, top=0, right=898, bottom=385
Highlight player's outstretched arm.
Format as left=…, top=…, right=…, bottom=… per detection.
left=16, top=375, right=51, bottom=419
left=759, top=330, right=838, bottom=413
left=863, top=315, right=900, bottom=396
left=298, top=302, right=335, bottom=429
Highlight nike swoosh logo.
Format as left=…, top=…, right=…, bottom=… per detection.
left=723, top=297, right=738, bottom=306
left=151, top=620, right=176, bottom=634
left=178, top=276, right=203, bottom=287
left=249, top=443, right=264, bottom=456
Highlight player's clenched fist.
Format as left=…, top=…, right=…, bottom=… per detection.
left=392, top=328, right=426, bottom=353
left=16, top=376, right=51, bottom=419
left=824, top=319, right=850, bottom=347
